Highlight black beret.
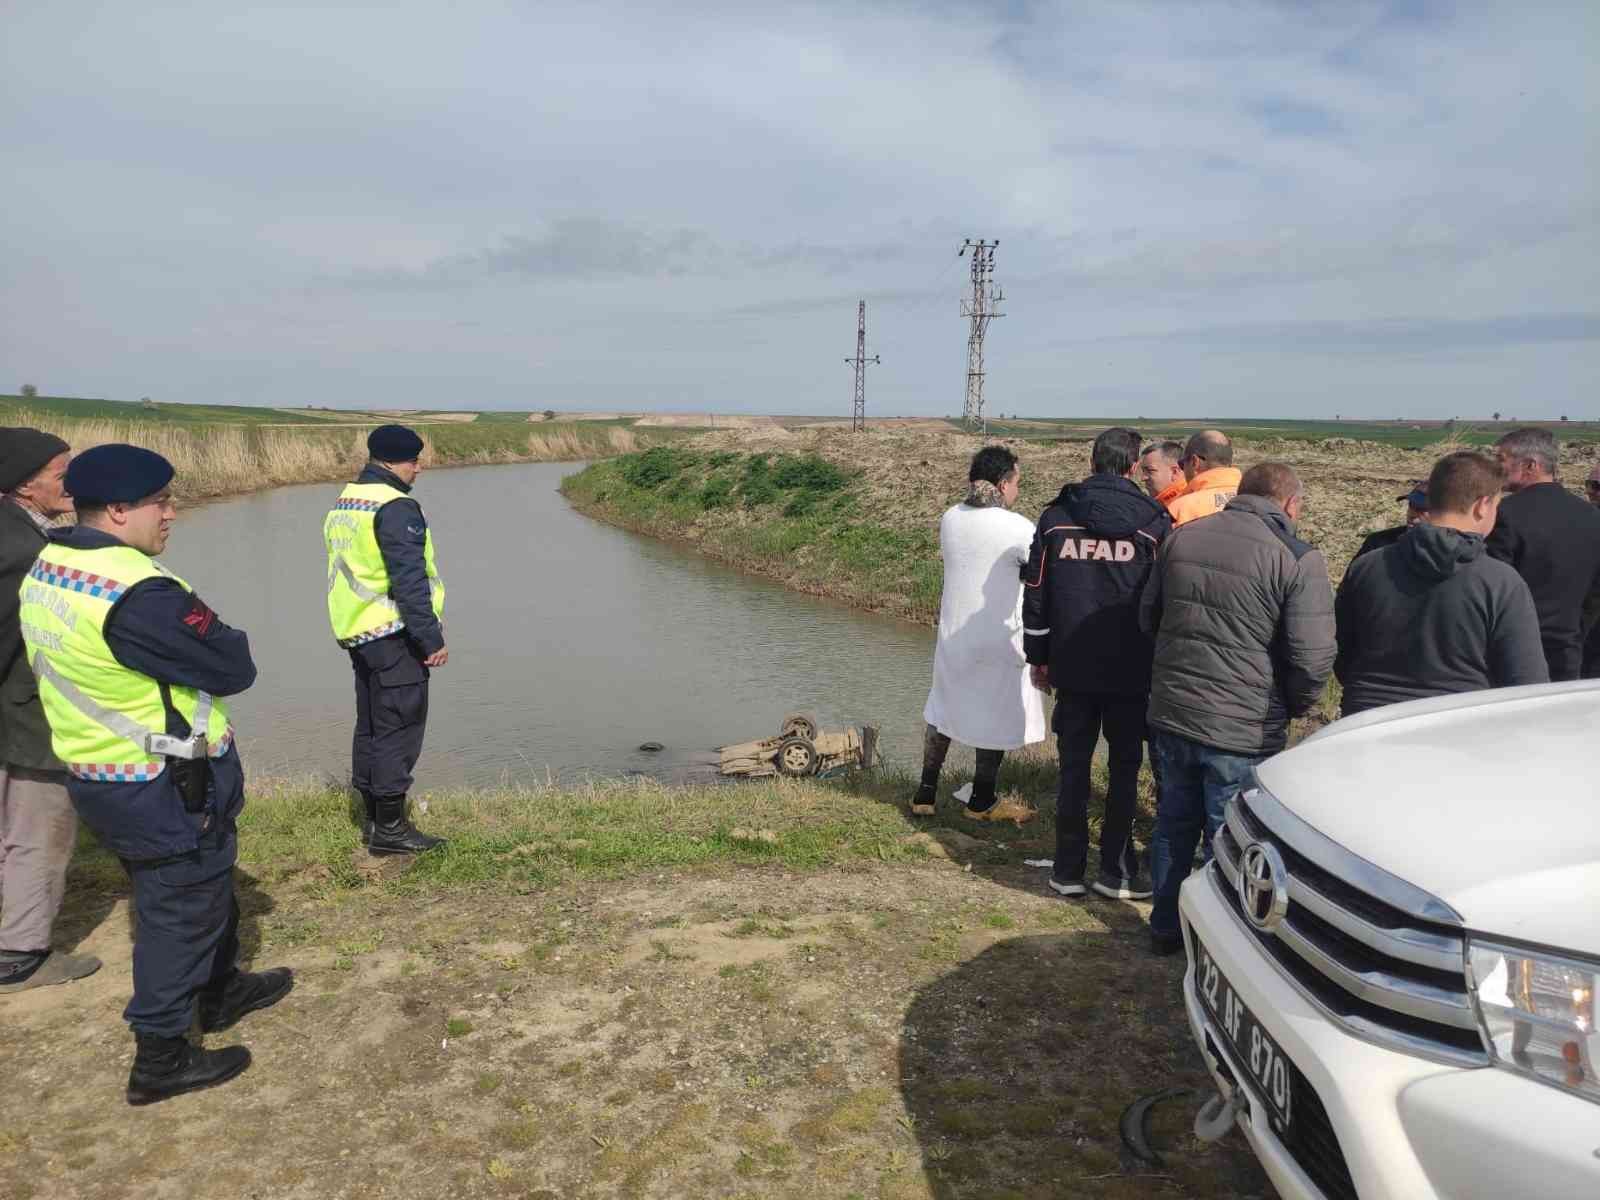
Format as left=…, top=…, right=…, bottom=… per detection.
left=0, top=428, right=70, bottom=492
left=368, top=425, right=424, bottom=462
left=63, top=444, right=175, bottom=506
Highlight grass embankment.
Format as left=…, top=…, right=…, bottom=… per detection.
left=564, top=424, right=1600, bottom=622
left=0, top=405, right=670, bottom=504
left=563, top=443, right=946, bottom=623
left=5, top=765, right=1270, bottom=1199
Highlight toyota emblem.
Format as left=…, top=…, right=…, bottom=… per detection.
left=1237, top=841, right=1290, bottom=934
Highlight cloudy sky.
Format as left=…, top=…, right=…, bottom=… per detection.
left=3, top=2, right=1595, bottom=418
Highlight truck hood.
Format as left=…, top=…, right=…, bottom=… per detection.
left=1256, top=682, right=1600, bottom=958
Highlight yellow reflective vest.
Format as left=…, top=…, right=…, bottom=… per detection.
left=17, top=542, right=233, bottom=783
left=324, top=482, right=445, bottom=647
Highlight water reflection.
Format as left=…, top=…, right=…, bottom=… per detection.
left=161, top=462, right=937, bottom=788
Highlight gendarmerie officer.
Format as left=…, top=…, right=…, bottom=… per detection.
left=18, top=445, right=291, bottom=1104
left=325, top=426, right=447, bottom=854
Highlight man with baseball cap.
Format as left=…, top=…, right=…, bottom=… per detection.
left=0, top=428, right=101, bottom=993
left=325, top=425, right=448, bottom=854
left=1353, top=482, right=1429, bottom=560
left=18, top=444, right=291, bottom=1103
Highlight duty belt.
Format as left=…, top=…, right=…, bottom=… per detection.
left=31, top=652, right=216, bottom=761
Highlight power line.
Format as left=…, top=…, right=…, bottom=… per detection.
left=844, top=299, right=879, bottom=432
left=958, top=238, right=1004, bottom=435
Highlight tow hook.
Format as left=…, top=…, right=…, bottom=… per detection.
left=1194, top=1088, right=1249, bottom=1142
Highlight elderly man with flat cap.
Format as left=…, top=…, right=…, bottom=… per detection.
left=325, top=425, right=447, bottom=854
left=17, top=444, right=291, bottom=1104
left=0, top=428, right=100, bottom=993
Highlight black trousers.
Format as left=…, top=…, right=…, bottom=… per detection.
left=122, top=822, right=238, bottom=1036
left=1053, top=690, right=1147, bottom=883
left=349, top=636, right=430, bottom=800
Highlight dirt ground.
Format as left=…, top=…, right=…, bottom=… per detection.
left=687, top=423, right=1600, bottom=584
left=2, top=853, right=1269, bottom=1200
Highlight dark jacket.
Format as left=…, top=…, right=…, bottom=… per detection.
left=359, top=464, right=444, bottom=656
left=1485, top=482, right=1600, bottom=682
left=0, top=498, right=62, bottom=770
left=48, top=526, right=256, bottom=861
left=1022, top=474, right=1172, bottom=696
left=1335, top=524, right=1548, bottom=715
left=1353, top=524, right=1406, bottom=560
left=1139, top=494, right=1336, bottom=756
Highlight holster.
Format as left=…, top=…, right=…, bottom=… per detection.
left=157, top=682, right=211, bottom=814
left=169, top=756, right=212, bottom=814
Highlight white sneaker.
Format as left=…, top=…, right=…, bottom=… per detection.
left=1048, top=877, right=1087, bottom=898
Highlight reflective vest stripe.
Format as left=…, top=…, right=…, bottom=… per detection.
left=19, top=543, right=234, bottom=779
left=329, top=556, right=398, bottom=608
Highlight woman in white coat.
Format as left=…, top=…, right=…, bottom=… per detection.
left=916, top=446, right=1046, bottom=820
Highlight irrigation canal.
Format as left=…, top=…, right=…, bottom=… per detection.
left=162, top=461, right=940, bottom=789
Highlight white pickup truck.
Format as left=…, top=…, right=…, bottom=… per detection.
left=1178, top=681, right=1600, bottom=1200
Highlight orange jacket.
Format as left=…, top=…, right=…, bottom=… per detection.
left=1168, top=467, right=1242, bottom=527
left=1154, top=478, right=1188, bottom=515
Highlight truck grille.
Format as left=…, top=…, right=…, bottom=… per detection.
left=1213, top=786, right=1488, bottom=1067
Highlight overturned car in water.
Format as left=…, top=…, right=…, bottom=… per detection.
left=1179, top=681, right=1600, bottom=1200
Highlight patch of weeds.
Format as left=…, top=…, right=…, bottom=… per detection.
left=741, top=476, right=781, bottom=507
left=621, top=446, right=692, bottom=488
left=475, top=1073, right=503, bottom=1094
left=707, top=451, right=742, bottom=467
left=266, top=916, right=321, bottom=947
left=446, top=1017, right=473, bottom=1037
left=720, top=962, right=777, bottom=1005
left=605, top=1090, right=635, bottom=1107
left=648, top=939, right=693, bottom=963
left=982, top=909, right=1016, bottom=930
left=555, top=1059, right=583, bottom=1079
left=485, top=1158, right=514, bottom=1180
left=771, top=454, right=847, bottom=493
left=698, top=474, right=735, bottom=509
left=646, top=914, right=683, bottom=929
left=727, top=916, right=795, bottom=939
left=489, top=1120, right=540, bottom=1158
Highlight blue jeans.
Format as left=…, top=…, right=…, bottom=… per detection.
left=1148, top=729, right=1262, bottom=938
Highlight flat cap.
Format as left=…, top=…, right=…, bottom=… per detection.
left=64, top=444, right=175, bottom=506
left=0, top=428, right=70, bottom=492
left=368, top=424, right=424, bottom=462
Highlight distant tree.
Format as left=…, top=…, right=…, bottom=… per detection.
left=140, top=397, right=156, bottom=410
left=1560, top=415, right=1569, bottom=422
left=1492, top=411, right=1502, bottom=421
left=543, top=409, right=557, bottom=421
left=19, top=383, right=36, bottom=398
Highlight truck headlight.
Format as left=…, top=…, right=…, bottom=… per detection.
left=1468, top=939, right=1599, bottom=1104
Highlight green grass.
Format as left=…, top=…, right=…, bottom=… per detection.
left=562, top=450, right=942, bottom=621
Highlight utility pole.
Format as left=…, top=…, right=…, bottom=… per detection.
left=844, top=299, right=879, bottom=432
left=958, top=238, right=1004, bottom=435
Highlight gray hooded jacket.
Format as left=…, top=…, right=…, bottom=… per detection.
left=1335, top=522, right=1547, bottom=715
left=1139, top=493, right=1336, bottom=756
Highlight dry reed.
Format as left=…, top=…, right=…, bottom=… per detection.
left=5, top=409, right=638, bottom=503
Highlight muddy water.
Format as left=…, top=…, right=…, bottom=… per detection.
left=160, top=461, right=938, bottom=789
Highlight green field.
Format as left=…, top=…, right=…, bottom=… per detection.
left=958, top=415, right=1600, bottom=449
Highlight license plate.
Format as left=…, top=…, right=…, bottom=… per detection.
left=1193, top=934, right=1294, bottom=1130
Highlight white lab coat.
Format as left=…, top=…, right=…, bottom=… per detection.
left=922, top=503, right=1047, bottom=750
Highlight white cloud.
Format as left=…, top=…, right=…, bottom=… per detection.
left=1, top=0, right=1594, bottom=415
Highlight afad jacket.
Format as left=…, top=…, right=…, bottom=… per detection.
left=1023, top=475, right=1173, bottom=697
left=1167, top=466, right=1241, bottom=527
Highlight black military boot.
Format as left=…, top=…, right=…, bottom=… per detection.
left=368, top=796, right=446, bottom=856
left=199, top=968, right=294, bottom=1033
left=361, top=792, right=378, bottom=845
left=126, top=1033, right=251, bottom=1106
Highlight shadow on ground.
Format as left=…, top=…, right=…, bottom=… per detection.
left=900, top=927, right=1272, bottom=1199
